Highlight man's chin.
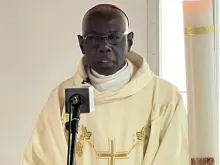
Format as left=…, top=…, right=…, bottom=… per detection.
left=95, top=66, right=117, bottom=76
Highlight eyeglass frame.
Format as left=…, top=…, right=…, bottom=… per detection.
left=82, top=31, right=130, bottom=45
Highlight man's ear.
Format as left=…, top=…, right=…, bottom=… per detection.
left=78, top=35, right=85, bottom=54
left=127, top=32, right=134, bottom=52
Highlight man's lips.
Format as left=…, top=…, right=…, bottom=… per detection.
left=98, top=60, right=115, bottom=64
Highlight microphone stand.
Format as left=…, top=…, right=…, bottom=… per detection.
left=65, top=94, right=83, bottom=165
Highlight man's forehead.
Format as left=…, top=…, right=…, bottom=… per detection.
left=83, top=16, right=127, bottom=34
left=86, top=4, right=129, bottom=25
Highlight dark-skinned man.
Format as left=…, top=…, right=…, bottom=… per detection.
left=23, top=4, right=189, bottom=165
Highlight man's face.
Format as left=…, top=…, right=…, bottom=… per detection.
left=78, top=11, right=133, bottom=76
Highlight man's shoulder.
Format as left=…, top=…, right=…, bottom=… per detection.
left=57, top=76, right=76, bottom=89
left=44, top=76, right=77, bottom=113
left=148, top=77, right=185, bottom=125
left=151, top=76, right=182, bottom=100
left=47, top=76, right=76, bottom=100
left=154, top=75, right=180, bottom=91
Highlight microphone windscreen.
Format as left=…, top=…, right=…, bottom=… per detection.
left=65, top=86, right=94, bottom=113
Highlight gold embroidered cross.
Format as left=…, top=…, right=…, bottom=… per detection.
left=96, top=140, right=129, bottom=165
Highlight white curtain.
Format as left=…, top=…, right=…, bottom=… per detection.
left=183, top=0, right=218, bottom=164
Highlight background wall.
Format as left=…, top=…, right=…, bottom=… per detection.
left=0, top=0, right=148, bottom=164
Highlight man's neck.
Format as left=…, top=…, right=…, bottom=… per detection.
left=88, top=60, right=133, bottom=92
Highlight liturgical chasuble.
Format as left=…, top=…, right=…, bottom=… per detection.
left=22, top=51, right=190, bottom=165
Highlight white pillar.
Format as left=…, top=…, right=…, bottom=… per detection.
left=214, top=0, right=220, bottom=163
left=184, top=0, right=218, bottom=164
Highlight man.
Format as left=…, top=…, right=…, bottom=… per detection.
left=23, top=4, right=190, bottom=165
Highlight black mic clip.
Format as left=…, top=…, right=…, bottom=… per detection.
left=81, top=77, right=91, bottom=84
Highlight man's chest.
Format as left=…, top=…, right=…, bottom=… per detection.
left=73, top=98, right=152, bottom=165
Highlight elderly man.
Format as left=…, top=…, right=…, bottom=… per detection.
left=23, top=4, right=190, bottom=165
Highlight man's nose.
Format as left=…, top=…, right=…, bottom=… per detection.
left=99, top=38, right=111, bottom=53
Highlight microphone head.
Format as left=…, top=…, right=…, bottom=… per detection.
left=65, top=86, right=94, bottom=113
left=70, top=94, right=84, bottom=105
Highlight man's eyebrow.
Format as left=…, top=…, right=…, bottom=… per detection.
left=83, top=31, right=100, bottom=36
left=84, top=30, right=122, bottom=36
left=108, top=30, right=121, bottom=33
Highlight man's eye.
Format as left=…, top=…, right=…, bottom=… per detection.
left=108, top=35, right=120, bottom=40
left=87, top=35, right=100, bottom=40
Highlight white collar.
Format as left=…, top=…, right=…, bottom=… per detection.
left=88, top=60, right=133, bottom=92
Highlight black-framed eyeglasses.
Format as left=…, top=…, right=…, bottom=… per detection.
left=83, top=31, right=129, bottom=45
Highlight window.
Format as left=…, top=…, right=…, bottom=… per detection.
left=159, top=0, right=188, bottom=108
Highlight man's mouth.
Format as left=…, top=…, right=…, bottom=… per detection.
left=101, top=60, right=111, bottom=63
left=98, top=60, right=113, bottom=64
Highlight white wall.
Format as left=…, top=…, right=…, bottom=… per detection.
left=0, top=0, right=148, bottom=164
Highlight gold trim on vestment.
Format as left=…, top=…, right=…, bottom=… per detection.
left=184, top=25, right=214, bottom=36
left=75, top=125, right=150, bottom=165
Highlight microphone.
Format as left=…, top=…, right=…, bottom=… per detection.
left=65, top=86, right=94, bottom=114
left=65, top=86, right=94, bottom=165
